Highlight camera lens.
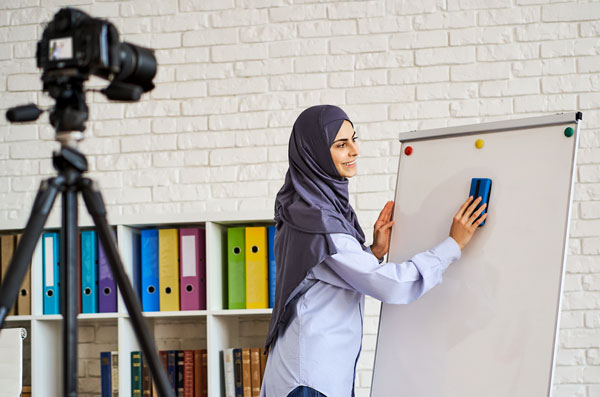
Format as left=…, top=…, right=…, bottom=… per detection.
left=116, top=42, right=157, bottom=92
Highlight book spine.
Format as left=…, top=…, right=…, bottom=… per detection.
left=111, top=351, right=119, bottom=396
left=183, top=350, right=194, bottom=397
left=176, top=350, right=185, bottom=397
left=131, top=351, right=142, bottom=397
left=142, top=355, right=152, bottom=396
left=250, top=348, right=261, bottom=397
left=242, top=348, right=251, bottom=397
left=233, top=349, right=243, bottom=397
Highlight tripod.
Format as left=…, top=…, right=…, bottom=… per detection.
left=0, top=144, right=174, bottom=397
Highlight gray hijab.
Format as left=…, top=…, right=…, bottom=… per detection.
left=265, top=105, right=366, bottom=350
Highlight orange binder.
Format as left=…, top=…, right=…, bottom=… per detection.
left=159, top=229, right=180, bottom=311
left=245, top=227, right=268, bottom=309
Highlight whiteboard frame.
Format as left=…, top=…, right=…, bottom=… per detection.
left=371, top=112, right=581, bottom=397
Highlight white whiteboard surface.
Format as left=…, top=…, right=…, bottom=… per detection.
left=0, top=328, right=25, bottom=397
left=371, top=114, right=579, bottom=397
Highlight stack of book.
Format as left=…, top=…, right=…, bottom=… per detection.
left=0, top=233, right=31, bottom=316
left=227, top=226, right=276, bottom=309
left=223, top=347, right=268, bottom=397
left=140, top=228, right=207, bottom=312
left=101, top=349, right=208, bottom=396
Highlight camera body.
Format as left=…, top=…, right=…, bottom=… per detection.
left=37, top=8, right=121, bottom=80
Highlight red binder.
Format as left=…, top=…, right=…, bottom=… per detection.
left=179, top=228, right=206, bottom=311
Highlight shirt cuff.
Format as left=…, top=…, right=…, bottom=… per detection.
left=433, top=237, right=462, bottom=264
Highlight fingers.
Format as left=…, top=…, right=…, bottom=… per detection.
left=375, top=201, right=394, bottom=226
left=473, top=213, right=488, bottom=228
left=461, top=197, right=482, bottom=223
left=468, top=203, right=487, bottom=225
left=455, top=196, right=474, bottom=218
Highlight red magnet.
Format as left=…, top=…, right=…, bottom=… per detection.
left=405, top=146, right=413, bottom=156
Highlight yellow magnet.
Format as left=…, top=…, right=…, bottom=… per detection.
left=475, top=139, right=484, bottom=149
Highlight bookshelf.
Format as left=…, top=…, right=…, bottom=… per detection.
left=0, top=210, right=275, bottom=396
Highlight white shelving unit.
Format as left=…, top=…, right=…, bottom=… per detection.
left=1, top=210, right=275, bottom=396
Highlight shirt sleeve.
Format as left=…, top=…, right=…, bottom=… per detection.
left=320, top=233, right=461, bottom=304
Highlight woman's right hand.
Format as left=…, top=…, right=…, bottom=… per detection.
left=449, top=196, right=488, bottom=250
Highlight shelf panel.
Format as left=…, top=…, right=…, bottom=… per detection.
left=140, top=310, right=208, bottom=318
left=211, top=309, right=272, bottom=316
left=34, top=313, right=120, bottom=321
left=4, top=315, right=32, bottom=322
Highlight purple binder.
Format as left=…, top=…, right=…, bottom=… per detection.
left=98, top=233, right=117, bottom=313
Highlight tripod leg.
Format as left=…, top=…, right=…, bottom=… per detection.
left=80, top=178, right=174, bottom=397
left=61, top=184, right=79, bottom=397
left=0, top=178, right=62, bottom=328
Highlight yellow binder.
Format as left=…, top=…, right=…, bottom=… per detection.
left=159, top=229, right=180, bottom=311
left=245, top=227, right=268, bottom=309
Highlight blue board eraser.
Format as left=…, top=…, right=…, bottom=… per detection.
left=469, top=178, right=492, bottom=227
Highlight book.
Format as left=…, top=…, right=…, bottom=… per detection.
left=242, top=348, right=251, bottom=397
left=223, top=348, right=235, bottom=397
left=111, top=351, right=119, bottom=396
left=167, top=350, right=177, bottom=395
left=245, top=227, right=268, bottom=309
left=183, top=350, right=194, bottom=397
left=267, top=226, right=276, bottom=309
left=200, top=349, right=208, bottom=397
left=233, top=348, right=243, bottom=397
left=159, top=229, right=180, bottom=311
left=250, top=348, right=261, bottom=397
left=259, top=348, right=267, bottom=385
left=142, top=355, right=152, bottom=396
left=100, top=352, right=112, bottom=397
left=176, top=350, right=185, bottom=397
left=131, top=351, right=143, bottom=396
left=193, top=350, right=203, bottom=397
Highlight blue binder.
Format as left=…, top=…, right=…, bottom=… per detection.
left=100, top=351, right=112, bottom=397
left=132, top=231, right=142, bottom=301
left=43, top=232, right=60, bottom=315
left=141, top=229, right=159, bottom=311
left=267, top=226, right=276, bottom=309
left=81, top=230, right=98, bottom=313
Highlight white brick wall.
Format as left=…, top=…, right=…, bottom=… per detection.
left=1, top=0, right=599, bottom=395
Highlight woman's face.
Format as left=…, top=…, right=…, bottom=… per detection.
left=330, top=120, right=359, bottom=178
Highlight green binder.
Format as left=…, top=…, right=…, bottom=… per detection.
left=131, top=351, right=143, bottom=396
left=227, top=227, right=246, bottom=309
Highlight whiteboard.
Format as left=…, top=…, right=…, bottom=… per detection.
left=371, top=113, right=580, bottom=397
left=0, top=328, right=25, bottom=397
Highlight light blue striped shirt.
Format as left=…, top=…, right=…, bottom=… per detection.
left=260, top=233, right=461, bottom=397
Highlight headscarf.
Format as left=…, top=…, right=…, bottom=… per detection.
left=265, top=105, right=366, bottom=350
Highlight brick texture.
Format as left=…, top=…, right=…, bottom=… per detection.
left=1, top=1, right=599, bottom=395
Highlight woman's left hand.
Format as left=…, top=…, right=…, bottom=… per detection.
left=371, top=201, right=395, bottom=260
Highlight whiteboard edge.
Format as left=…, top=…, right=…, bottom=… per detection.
left=547, top=115, right=581, bottom=396
left=370, top=146, right=404, bottom=397
left=398, top=113, right=579, bottom=143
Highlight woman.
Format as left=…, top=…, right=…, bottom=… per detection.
left=261, top=105, right=487, bottom=397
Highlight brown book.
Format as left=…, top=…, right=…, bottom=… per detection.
left=183, top=350, right=194, bottom=397
left=142, top=356, right=152, bottom=396
left=16, top=234, right=31, bottom=315
left=194, top=350, right=203, bottom=397
left=242, top=348, right=251, bottom=397
left=154, top=350, right=168, bottom=396
left=259, top=347, right=267, bottom=384
left=201, top=349, right=208, bottom=397
left=250, top=348, right=261, bottom=397
left=1, top=235, right=16, bottom=316
left=21, top=385, right=31, bottom=397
